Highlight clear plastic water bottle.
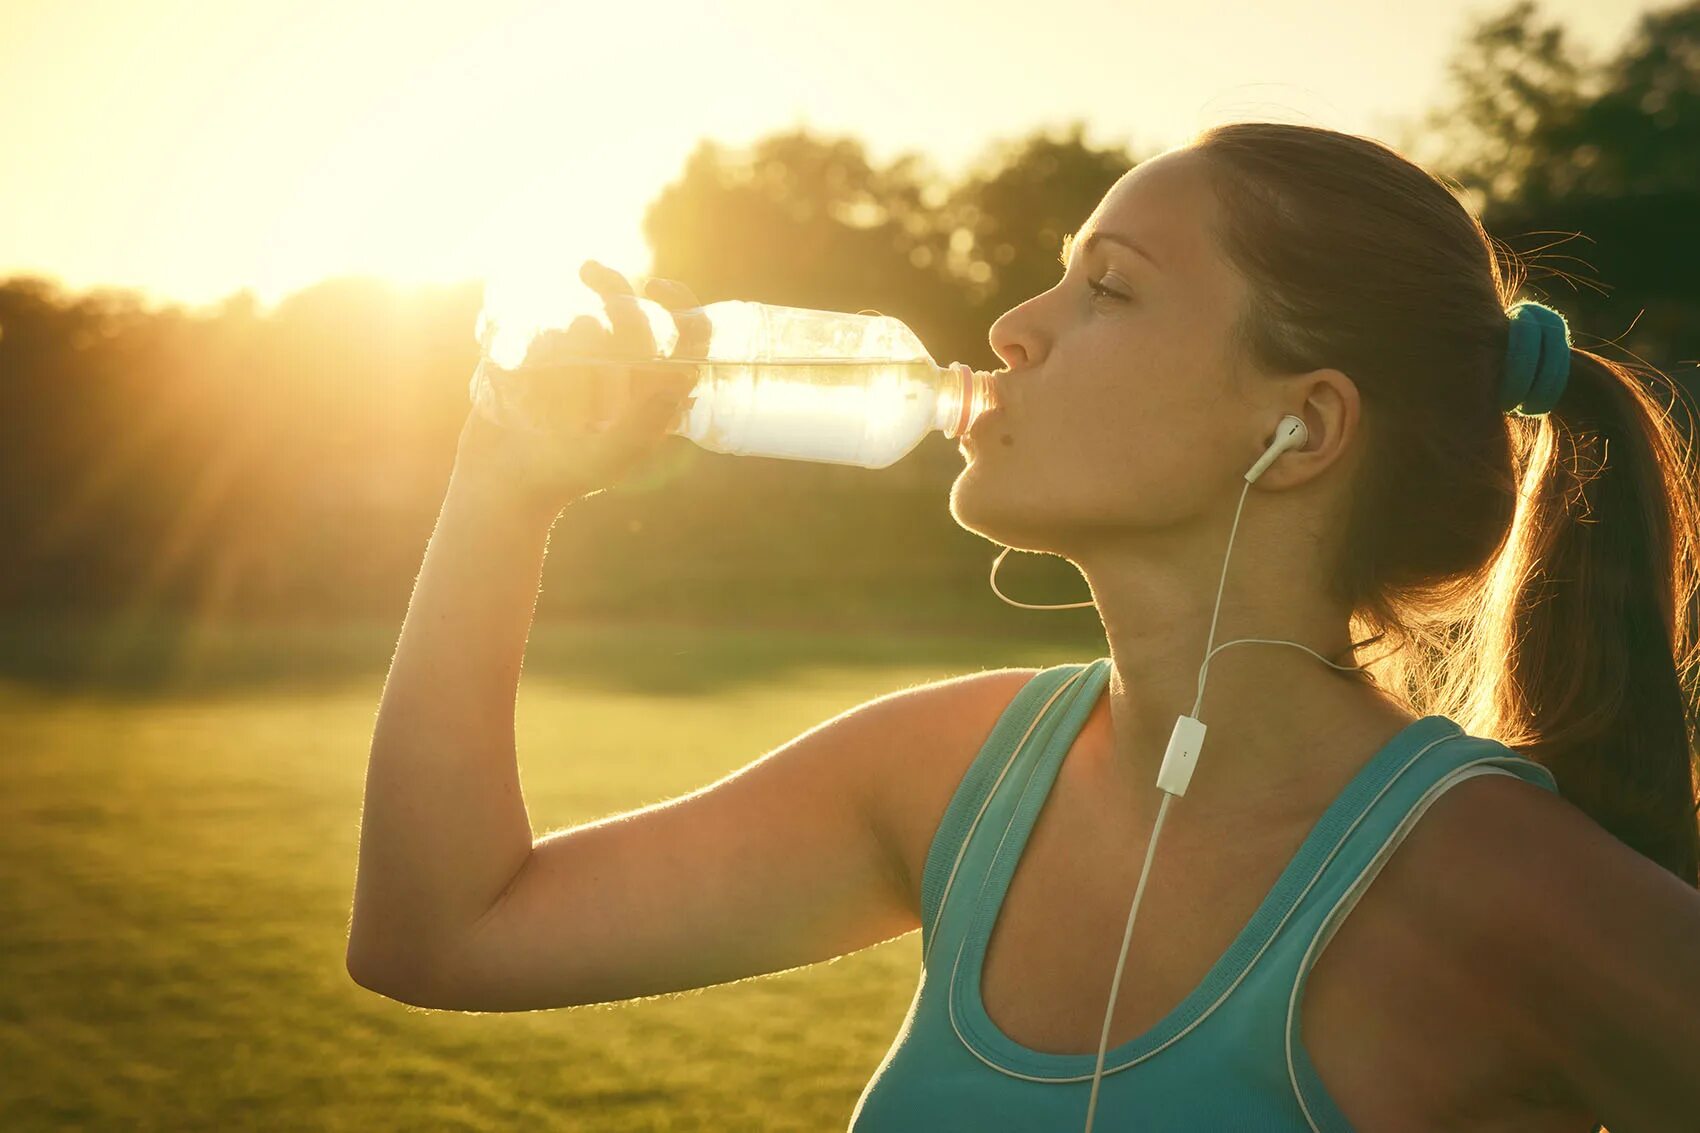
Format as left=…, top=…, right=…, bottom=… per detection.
left=469, top=298, right=999, bottom=470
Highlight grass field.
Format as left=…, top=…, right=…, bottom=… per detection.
left=0, top=619, right=1098, bottom=1131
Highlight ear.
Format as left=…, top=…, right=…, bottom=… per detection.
left=1257, top=367, right=1361, bottom=488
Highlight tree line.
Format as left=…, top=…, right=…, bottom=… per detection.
left=1, top=1, right=1693, bottom=634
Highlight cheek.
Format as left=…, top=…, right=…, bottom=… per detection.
left=1056, top=367, right=1170, bottom=455
left=1053, top=382, right=1224, bottom=505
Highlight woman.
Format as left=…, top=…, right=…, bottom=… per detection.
left=347, top=123, right=1700, bottom=1131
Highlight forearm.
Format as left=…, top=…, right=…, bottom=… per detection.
left=347, top=473, right=562, bottom=986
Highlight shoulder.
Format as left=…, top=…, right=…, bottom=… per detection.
left=859, top=664, right=1049, bottom=760
left=1392, top=769, right=1700, bottom=1125
left=1383, top=768, right=1621, bottom=980
left=1396, top=766, right=1678, bottom=942
left=859, top=664, right=1045, bottom=799
left=856, top=666, right=1046, bottom=919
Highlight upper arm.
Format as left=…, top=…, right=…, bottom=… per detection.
left=1430, top=774, right=1700, bottom=1129
left=384, top=668, right=1030, bottom=1012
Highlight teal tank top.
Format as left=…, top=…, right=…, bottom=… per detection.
left=848, top=657, right=1565, bottom=1132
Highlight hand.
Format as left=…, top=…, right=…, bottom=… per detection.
left=451, top=260, right=709, bottom=518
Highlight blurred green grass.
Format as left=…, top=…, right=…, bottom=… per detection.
left=0, top=619, right=1098, bottom=1130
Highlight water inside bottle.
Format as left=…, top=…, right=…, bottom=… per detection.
left=483, top=356, right=958, bottom=467
left=672, top=358, right=955, bottom=468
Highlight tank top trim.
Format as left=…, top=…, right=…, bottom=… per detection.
left=920, top=661, right=1103, bottom=968
left=1285, top=760, right=1560, bottom=1132
left=946, top=692, right=1481, bottom=1082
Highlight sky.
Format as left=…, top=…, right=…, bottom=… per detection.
left=0, top=0, right=1662, bottom=315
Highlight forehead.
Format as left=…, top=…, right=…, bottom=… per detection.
left=1083, top=148, right=1222, bottom=272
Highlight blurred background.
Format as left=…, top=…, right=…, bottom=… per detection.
left=1, top=0, right=1694, bottom=1128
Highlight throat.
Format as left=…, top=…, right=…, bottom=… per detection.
left=1086, top=692, right=1421, bottom=837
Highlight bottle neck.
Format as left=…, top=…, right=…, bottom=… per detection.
left=934, top=362, right=997, bottom=438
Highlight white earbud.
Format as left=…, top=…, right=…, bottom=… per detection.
left=1243, top=414, right=1309, bottom=484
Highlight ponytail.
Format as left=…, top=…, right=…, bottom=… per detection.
left=1476, top=350, right=1700, bottom=884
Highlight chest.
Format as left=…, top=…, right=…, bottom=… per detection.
left=911, top=756, right=1591, bottom=1132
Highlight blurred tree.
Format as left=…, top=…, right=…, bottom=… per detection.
left=644, top=130, right=954, bottom=339
left=1411, top=0, right=1592, bottom=208
left=0, top=276, right=480, bottom=622
left=1413, top=0, right=1700, bottom=382
left=939, top=121, right=1137, bottom=363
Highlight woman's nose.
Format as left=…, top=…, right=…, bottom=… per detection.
left=989, top=299, right=1044, bottom=370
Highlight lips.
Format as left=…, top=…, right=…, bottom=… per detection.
left=965, top=405, right=1004, bottom=441
left=960, top=369, right=1010, bottom=445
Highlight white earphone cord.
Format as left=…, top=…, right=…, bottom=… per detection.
left=977, top=420, right=1357, bottom=1127
left=1075, top=429, right=1371, bottom=1133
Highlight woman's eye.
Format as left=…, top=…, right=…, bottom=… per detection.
left=1088, top=277, right=1129, bottom=301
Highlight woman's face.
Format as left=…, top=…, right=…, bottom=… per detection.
left=952, top=146, right=1264, bottom=556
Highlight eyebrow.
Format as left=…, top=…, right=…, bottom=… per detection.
left=1059, top=230, right=1161, bottom=270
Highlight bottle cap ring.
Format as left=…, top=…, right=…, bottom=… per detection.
left=948, top=362, right=974, bottom=438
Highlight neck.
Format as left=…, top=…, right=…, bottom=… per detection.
left=1073, top=525, right=1414, bottom=830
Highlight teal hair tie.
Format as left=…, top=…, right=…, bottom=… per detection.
left=1501, top=301, right=1572, bottom=416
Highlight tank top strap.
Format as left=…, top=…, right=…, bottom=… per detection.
left=1285, top=729, right=1559, bottom=937
left=919, top=658, right=1111, bottom=968
left=1280, top=731, right=1560, bottom=1131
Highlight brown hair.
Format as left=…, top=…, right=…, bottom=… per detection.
left=1193, top=122, right=1700, bottom=885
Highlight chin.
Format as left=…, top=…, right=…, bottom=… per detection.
left=948, top=462, right=1003, bottom=540
left=947, top=469, right=1066, bottom=554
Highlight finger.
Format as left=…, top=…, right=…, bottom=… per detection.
left=579, top=258, right=635, bottom=299
left=522, top=315, right=607, bottom=367
left=642, top=279, right=709, bottom=361
left=580, top=260, right=655, bottom=358
left=571, top=266, right=648, bottom=421
left=642, top=277, right=701, bottom=310
left=519, top=315, right=619, bottom=432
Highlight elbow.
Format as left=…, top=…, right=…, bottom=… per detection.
left=345, top=953, right=444, bottom=1008
left=345, top=941, right=404, bottom=999
left=347, top=938, right=427, bottom=1005
left=345, top=938, right=473, bottom=1011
